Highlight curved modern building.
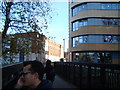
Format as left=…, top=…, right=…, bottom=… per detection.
left=69, top=1, right=120, bottom=64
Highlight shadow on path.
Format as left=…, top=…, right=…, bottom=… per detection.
left=52, top=75, right=77, bottom=88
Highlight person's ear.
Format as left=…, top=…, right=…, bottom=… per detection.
left=34, top=72, right=39, bottom=79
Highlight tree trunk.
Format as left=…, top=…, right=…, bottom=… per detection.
left=2, top=2, right=13, bottom=39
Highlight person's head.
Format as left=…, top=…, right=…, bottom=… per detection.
left=20, top=60, right=44, bottom=87
left=60, top=58, right=64, bottom=62
left=46, top=60, right=51, bottom=66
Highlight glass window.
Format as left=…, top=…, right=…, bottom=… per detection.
left=78, top=5, right=82, bottom=11
left=104, top=36, right=113, bottom=43
left=79, top=21, right=82, bottom=27
left=101, top=4, right=106, bottom=9
left=72, top=21, right=79, bottom=31
left=72, top=3, right=120, bottom=17
left=112, top=4, right=117, bottom=9
left=83, top=36, right=88, bottom=43
left=75, top=8, right=77, bottom=15
left=72, top=7, right=79, bottom=16
left=72, top=8, right=75, bottom=16
left=97, top=52, right=112, bottom=63
left=106, top=4, right=112, bottom=9
left=72, top=37, right=79, bottom=47
left=75, top=37, right=79, bottom=47
left=72, top=22, right=75, bottom=31
left=72, top=18, right=120, bottom=32
left=113, top=36, right=120, bottom=43
left=117, top=36, right=120, bottom=43
left=81, top=4, right=87, bottom=10
left=72, top=37, right=75, bottom=47
left=84, top=21, right=87, bottom=26
left=118, top=4, right=120, bottom=9
left=118, top=19, right=120, bottom=26
left=78, top=36, right=83, bottom=43
left=76, top=21, right=79, bottom=30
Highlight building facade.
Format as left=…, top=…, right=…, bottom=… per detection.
left=69, top=1, right=120, bottom=64
left=14, top=32, right=64, bottom=63
left=2, top=32, right=64, bottom=65
left=45, top=37, right=64, bottom=62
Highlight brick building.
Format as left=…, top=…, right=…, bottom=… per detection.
left=5, top=32, right=64, bottom=63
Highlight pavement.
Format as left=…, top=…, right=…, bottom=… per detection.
left=52, top=75, right=77, bottom=88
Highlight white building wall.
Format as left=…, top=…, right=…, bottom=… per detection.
left=60, top=46, right=64, bottom=58
left=24, top=36, right=64, bottom=63
left=49, top=55, right=61, bottom=62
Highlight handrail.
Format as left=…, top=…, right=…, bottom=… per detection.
left=54, top=62, right=120, bottom=89
left=2, top=62, right=23, bottom=89
left=2, top=62, right=23, bottom=68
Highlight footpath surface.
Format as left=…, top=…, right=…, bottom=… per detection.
left=52, top=75, right=77, bottom=88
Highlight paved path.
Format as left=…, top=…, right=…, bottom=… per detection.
left=52, top=75, right=77, bottom=88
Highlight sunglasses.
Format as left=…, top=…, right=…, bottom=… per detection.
left=19, top=71, right=32, bottom=76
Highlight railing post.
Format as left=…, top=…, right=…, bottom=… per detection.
left=79, top=63, right=82, bottom=89
left=73, top=63, right=76, bottom=84
left=88, top=65, right=91, bottom=89
left=100, top=67, right=106, bottom=89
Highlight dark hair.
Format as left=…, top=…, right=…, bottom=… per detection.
left=46, top=60, right=51, bottom=66
left=23, top=60, right=44, bottom=80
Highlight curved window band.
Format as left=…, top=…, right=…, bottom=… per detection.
left=72, top=18, right=120, bottom=31
left=72, top=35, right=120, bottom=47
left=72, top=2, right=120, bottom=16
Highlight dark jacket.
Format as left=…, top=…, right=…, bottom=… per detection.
left=35, top=80, right=52, bottom=89
left=44, top=65, right=55, bottom=82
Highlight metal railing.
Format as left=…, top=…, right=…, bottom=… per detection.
left=54, top=62, right=120, bottom=89
left=2, top=62, right=23, bottom=89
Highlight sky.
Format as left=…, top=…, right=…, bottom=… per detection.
left=45, top=2, right=69, bottom=52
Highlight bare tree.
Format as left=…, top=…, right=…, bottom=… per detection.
left=1, top=1, right=53, bottom=63
left=1, top=1, right=52, bottom=38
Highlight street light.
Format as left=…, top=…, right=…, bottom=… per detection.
left=63, top=39, right=65, bottom=58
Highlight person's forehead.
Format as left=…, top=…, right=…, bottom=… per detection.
left=23, top=64, right=31, bottom=71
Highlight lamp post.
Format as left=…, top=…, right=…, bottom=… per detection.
left=63, top=39, right=65, bottom=58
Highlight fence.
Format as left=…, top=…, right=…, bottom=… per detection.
left=54, top=62, right=120, bottom=89
left=2, top=62, right=23, bottom=89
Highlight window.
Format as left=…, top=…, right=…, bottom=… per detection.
left=112, top=36, right=120, bottom=43
left=79, top=21, right=82, bottom=27
left=72, top=21, right=79, bottom=31
left=81, top=4, right=87, bottom=10
left=75, top=37, right=79, bottom=47
left=83, top=20, right=87, bottom=26
left=78, top=36, right=83, bottom=43
left=72, top=2, right=120, bottom=17
left=102, top=19, right=120, bottom=26
left=112, top=4, right=117, bottom=9
left=106, top=4, right=112, bottom=9
left=72, top=35, right=88, bottom=47
left=73, top=37, right=79, bottom=47
left=83, top=36, right=88, bottom=43
left=78, top=5, right=82, bottom=11
left=104, top=36, right=113, bottom=43
left=72, top=18, right=120, bottom=32
left=72, top=37, right=79, bottom=47
left=72, top=7, right=79, bottom=16
left=72, top=38, right=75, bottom=47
